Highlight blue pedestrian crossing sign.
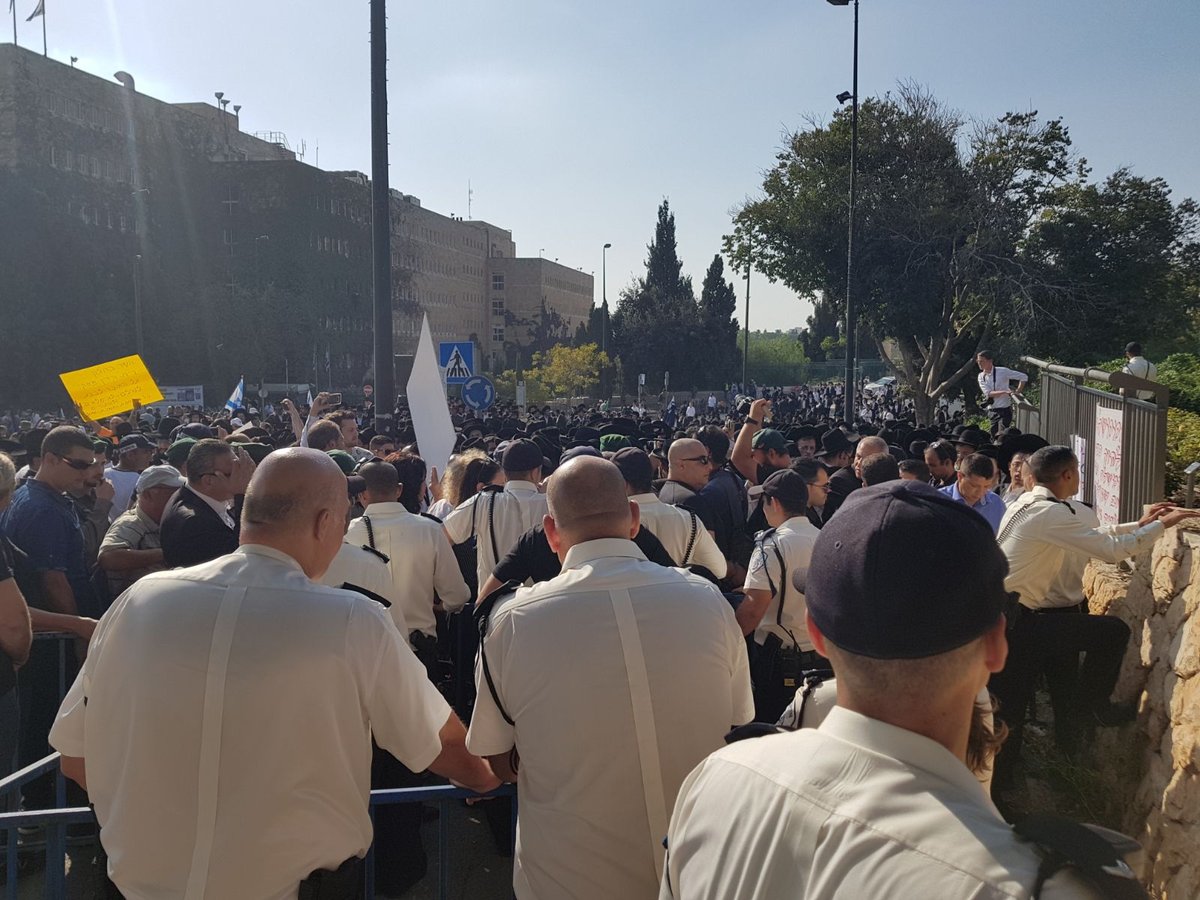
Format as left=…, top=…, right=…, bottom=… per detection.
left=462, top=375, right=496, bottom=412
left=439, top=342, right=474, bottom=385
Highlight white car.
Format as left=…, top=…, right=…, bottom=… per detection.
left=863, top=376, right=896, bottom=396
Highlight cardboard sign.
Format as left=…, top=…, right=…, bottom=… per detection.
left=407, top=316, right=458, bottom=481
left=59, top=355, right=163, bottom=422
left=1094, top=405, right=1123, bottom=527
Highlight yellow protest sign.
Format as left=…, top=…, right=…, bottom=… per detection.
left=59, top=355, right=164, bottom=422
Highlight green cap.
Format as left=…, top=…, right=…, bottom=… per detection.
left=327, top=449, right=357, bottom=475
left=166, top=438, right=197, bottom=468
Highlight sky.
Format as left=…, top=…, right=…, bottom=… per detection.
left=19, top=0, right=1200, bottom=332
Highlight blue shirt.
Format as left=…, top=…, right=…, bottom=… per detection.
left=0, top=478, right=95, bottom=615
left=938, top=483, right=1005, bottom=534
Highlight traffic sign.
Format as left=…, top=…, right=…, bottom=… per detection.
left=438, top=341, right=475, bottom=385
left=462, top=375, right=496, bottom=412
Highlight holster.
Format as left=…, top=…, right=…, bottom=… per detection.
left=410, top=630, right=441, bottom=683
left=750, top=633, right=783, bottom=689
left=297, top=855, right=365, bottom=900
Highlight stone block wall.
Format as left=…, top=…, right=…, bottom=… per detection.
left=1084, top=524, right=1200, bottom=898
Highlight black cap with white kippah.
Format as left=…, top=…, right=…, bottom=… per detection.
left=804, top=480, right=1014, bottom=660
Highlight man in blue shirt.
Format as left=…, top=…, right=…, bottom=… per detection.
left=939, top=453, right=1004, bottom=534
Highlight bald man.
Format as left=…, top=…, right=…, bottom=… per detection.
left=823, top=434, right=887, bottom=523
left=468, top=457, right=752, bottom=900
left=50, top=448, right=497, bottom=900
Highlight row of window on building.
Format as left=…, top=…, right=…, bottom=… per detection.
left=48, top=145, right=138, bottom=186
left=66, top=200, right=132, bottom=233
left=315, top=195, right=367, bottom=225
left=309, top=233, right=354, bottom=258
left=42, top=91, right=130, bottom=136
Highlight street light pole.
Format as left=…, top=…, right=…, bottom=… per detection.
left=742, top=238, right=751, bottom=389
left=369, top=0, right=395, bottom=436
left=828, top=0, right=859, bottom=423
left=601, top=242, right=611, bottom=352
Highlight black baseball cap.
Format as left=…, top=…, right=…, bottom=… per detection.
left=117, top=433, right=155, bottom=453
left=612, top=447, right=654, bottom=488
left=804, top=480, right=1013, bottom=659
left=501, top=438, right=544, bottom=473
left=760, top=468, right=808, bottom=512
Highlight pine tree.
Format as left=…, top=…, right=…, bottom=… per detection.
left=698, top=254, right=742, bottom=383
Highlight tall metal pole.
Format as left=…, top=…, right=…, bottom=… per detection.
left=370, top=0, right=395, bottom=435
left=843, top=0, right=859, bottom=423
left=133, top=254, right=144, bottom=358
left=601, top=243, right=610, bottom=353
left=742, top=238, right=751, bottom=389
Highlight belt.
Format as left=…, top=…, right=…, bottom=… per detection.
left=1019, top=602, right=1084, bottom=617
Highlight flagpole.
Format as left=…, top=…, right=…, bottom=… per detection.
left=11, top=1, right=17, bottom=47
left=40, top=0, right=45, bottom=55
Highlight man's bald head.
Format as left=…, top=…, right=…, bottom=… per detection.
left=545, top=457, right=637, bottom=552
left=667, top=438, right=711, bottom=491
left=856, top=436, right=888, bottom=460
left=668, top=438, right=705, bottom=466
left=240, top=449, right=349, bottom=578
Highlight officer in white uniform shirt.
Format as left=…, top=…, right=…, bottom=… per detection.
left=444, top=439, right=549, bottom=593
left=468, top=457, right=753, bottom=900
left=346, top=460, right=468, bottom=677
left=320, top=540, right=408, bottom=635
left=736, top=468, right=824, bottom=721
left=975, top=350, right=1027, bottom=435
left=662, top=481, right=1139, bottom=899
left=611, top=447, right=726, bottom=576
left=49, top=449, right=497, bottom=900
left=991, top=444, right=1199, bottom=782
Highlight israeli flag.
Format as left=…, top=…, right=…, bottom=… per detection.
left=224, top=376, right=245, bottom=412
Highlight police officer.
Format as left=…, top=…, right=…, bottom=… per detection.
left=737, top=469, right=824, bottom=721
left=662, top=481, right=1144, bottom=899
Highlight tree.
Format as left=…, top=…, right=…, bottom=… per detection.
left=503, top=297, right=572, bottom=370
left=611, top=200, right=700, bottom=391
left=697, top=255, right=742, bottom=383
left=533, top=343, right=611, bottom=399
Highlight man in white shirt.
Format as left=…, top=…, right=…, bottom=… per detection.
left=1121, top=341, right=1159, bottom=401
left=444, top=439, right=548, bottom=592
left=612, top=448, right=725, bottom=577
left=50, top=448, right=497, bottom=900
left=346, top=460, right=469, bottom=679
left=737, top=469, right=823, bottom=721
left=975, top=350, right=1027, bottom=435
left=991, top=444, right=1199, bottom=783
left=104, top=433, right=156, bottom=523
left=468, top=456, right=753, bottom=900
left=662, top=481, right=1117, bottom=899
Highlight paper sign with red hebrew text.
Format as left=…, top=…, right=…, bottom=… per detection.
left=1093, top=405, right=1123, bottom=527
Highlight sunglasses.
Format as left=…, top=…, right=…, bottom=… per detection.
left=683, top=455, right=711, bottom=465
left=54, top=452, right=97, bottom=471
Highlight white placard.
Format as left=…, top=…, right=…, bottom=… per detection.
left=1094, top=405, right=1123, bottom=526
left=406, top=315, right=458, bottom=484
left=1070, top=434, right=1087, bottom=502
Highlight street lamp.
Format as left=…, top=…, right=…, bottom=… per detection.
left=827, top=0, right=859, bottom=423
left=601, top=242, right=611, bottom=352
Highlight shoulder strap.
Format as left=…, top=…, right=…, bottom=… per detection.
left=338, top=582, right=391, bottom=609
left=682, top=511, right=699, bottom=565
left=361, top=543, right=390, bottom=565
left=474, top=579, right=522, bottom=727
left=488, top=490, right=500, bottom=564
left=361, top=514, right=376, bottom=551
left=997, top=495, right=1072, bottom=545
left=1015, top=814, right=1147, bottom=900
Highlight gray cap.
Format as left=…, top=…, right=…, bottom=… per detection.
left=136, top=464, right=185, bottom=493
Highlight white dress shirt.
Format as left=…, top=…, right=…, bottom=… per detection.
left=443, top=481, right=548, bottom=589
left=320, top=541, right=408, bottom=635
left=468, top=538, right=753, bottom=900
left=194, top=485, right=236, bottom=529
left=1121, top=356, right=1158, bottom=400
left=630, top=493, right=726, bottom=576
left=999, top=485, right=1163, bottom=608
left=345, top=502, right=470, bottom=637
left=661, top=707, right=1093, bottom=899
left=49, top=545, right=450, bottom=900
left=743, top=516, right=820, bottom=650
left=977, top=365, right=1028, bottom=409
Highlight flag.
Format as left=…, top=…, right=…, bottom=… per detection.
left=306, top=389, right=314, bottom=407
left=224, top=376, right=244, bottom=412
left=26, top=0, right=43, bottom=20
left=406, top=315, right=456, bottom=478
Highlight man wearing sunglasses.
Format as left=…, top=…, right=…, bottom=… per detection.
left=160, top=439, right=256, bottom=569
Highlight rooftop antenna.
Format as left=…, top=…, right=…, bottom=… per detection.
left=468, top=180, right=473, bottom=219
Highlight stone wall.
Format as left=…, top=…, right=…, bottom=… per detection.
left=1083, top=524, right=1200, bottom=899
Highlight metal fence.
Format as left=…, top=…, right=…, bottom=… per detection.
left=1014, top=356, right=1168, bottom=521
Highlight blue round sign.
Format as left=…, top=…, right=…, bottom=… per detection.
left=462, top=375, right=496, bottom=412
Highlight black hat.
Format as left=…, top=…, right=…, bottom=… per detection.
left=612, top=447, right=653, bottom=488
left=501, top=439, right=544, bottom=473
left=804, top=480, right=1013, bottom=660
left=952, top=427, right=991, bottom=451
left=560, top=445, right=602, bottom=465
left=816, top=429, right=855, bottom=458
left=117, top=433, right=155, bottom=453
left=157, top=416, right=181, bottom=439
left=761, top=468, right=809, bottom=511
left=180, top=423, right=214, bottom=440
left=569, top=426, right=602, bottom=448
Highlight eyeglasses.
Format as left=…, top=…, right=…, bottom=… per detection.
left=682, top=455, right=711, bottom=465
left=200, top=468, right=234, bottom=480
left=53, top=452, right=97, bottom=471
left=805, top=481, right=831, bottom=492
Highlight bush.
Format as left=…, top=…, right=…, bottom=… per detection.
left=1165, top=407, right=1200, bottom=497
left=1158, top=354, right=1200, bottom=415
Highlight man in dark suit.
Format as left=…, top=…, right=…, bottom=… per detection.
left=160, top=440, right=255, bottom=568
left=822, top=435, right=887, bottom=523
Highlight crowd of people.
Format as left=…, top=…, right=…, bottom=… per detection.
left=0, top=347, right=1175, bottom=898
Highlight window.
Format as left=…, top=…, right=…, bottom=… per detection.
left=64, top=149, right=73, bottom=170
left=223, top=229, right=234, bottom=245
left=49, top=145, right=57, bottom=167
left=492, top=325, right=505, bottom=344
left=90, top=157, right=99, bottom=178
left=492, top=273, right=504, bottom=291
left=491, top=298, right=505, bottom=316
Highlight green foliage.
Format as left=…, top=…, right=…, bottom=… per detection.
left=493, top=368, right=549, bottom=404
left=1165, top=407, right=1200, bottom=496
left=533, top=343, right=610, bottom=399
left=1158, top=355, right=1200, bottom=415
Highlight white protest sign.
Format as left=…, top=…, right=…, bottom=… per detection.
left=406, top=314, right=458, bottom=483
left=1071, top=434, right=1087, bottom=503
left=1094, top=405, right=1123, bottom=526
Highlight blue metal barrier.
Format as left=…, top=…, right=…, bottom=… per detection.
left=0, top=753, right=516, bottom=899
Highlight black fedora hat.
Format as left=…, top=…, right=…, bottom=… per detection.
left=816, top=429, right=856, bottom=458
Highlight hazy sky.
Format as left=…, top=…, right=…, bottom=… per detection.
left=22, top=0, right=1200, bottom=331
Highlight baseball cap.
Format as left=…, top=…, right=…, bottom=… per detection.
left=118, top=433, right=155, bottom=453
left=180, top=423, right=214, bottom=440
left=136, top=465, right=185, bottom=493
left=599, top=434, right=632, bottom=453
left=560, top=445, right=602, bottom=465
left=327, top=450, right=357, bottom=476
left=501, top=439, right=543, bottom=473
left=611, top=447, right=653, bottom=488
left=165, top=438, right=197, bottom=468
left=751, top=429, right=789, bottom=453
left=760, top=468, right=808, bottom=511
left=804, top=480, right=1013, bottom=660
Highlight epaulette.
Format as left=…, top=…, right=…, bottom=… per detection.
left=753, top=526, right=778, bottom=543
left=338, top=582, right=392, bottom=609
left=360, top=544, right=390, bottom=565
left=1015, top=814, right=1146, bottom=899
left=420, top=511, right=443, bottom=525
